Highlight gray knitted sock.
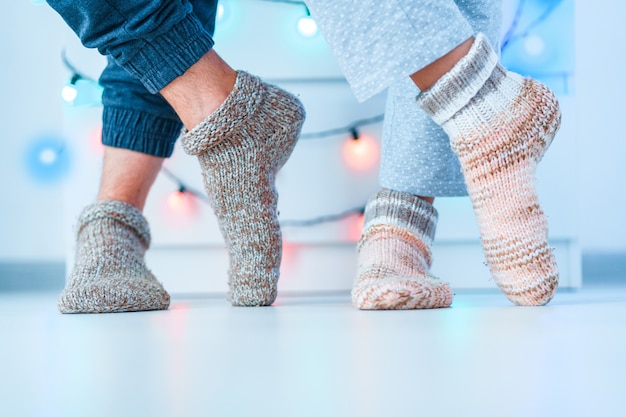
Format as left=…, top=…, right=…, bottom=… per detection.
left=181, top=71, right=305, bottom=306
left=354, top=189, right=452, bottom=309
left=58, top=200, right=170, bottom=314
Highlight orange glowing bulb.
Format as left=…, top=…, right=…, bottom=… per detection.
left=167, top=191, right=187, bottom=211
left=342, top=133, right=380, bottom=172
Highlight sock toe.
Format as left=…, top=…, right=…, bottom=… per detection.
left=58, top=276, right=170, bottom=313
left=61, top=200, right=169, bottom=314
left=353, top=275, right=453, bottom=310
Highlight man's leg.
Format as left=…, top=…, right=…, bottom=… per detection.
left=49, top=0, right=305, bottom=308
left=55, top=0, right=217, bottom=313
left=170, top=55, right=305, bottom=306
left=58, top=149, right=169, bottom=313
left=97, top=148, right=163, bottom=210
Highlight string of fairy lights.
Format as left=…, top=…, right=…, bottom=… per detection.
left=32, top=0, right=568, bottom=226
left=60, top=46, right=383, bottom=226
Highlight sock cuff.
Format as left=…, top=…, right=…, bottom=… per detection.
left=77, top=200, right=151, bottom=247
left=417, top=33, right=499, bottom=125
left=180, top=71, right=265, bottom=156
left=363, top=188, right=438, bottom=244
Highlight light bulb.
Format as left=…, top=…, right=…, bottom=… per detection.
left=345, top=213, right=365, bottom=242
left=167, top=191, right=186, bottom=211
left=90, top=126, right=105, bottom=154
left=217, top=3, right=225, bottom=21
left=61, top=84, right=78, bottom=103
left=163, top=189, right=199, bottom=226
left=39, top=148, right=58, bottom=165
left=524, top=35, right=545, bottom=56
left=297, top=16, right=318, bottom=37
left=25, top=136, right=71, bottom=183
left=342, top=133, right=380, bottom=172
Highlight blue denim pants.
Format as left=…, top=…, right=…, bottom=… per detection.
left=47, top=0, right=218, bottom=158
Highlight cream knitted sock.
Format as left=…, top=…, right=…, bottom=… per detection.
left=181, top=71, right=305, bottom=306
left=417, top=33, right=561, bottom=306
left=58, top=200, right=170, bottom=313
left=353, top=189, right=452, bottom=310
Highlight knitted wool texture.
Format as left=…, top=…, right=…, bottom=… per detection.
left=418, top=33, right=561, bottom=306
left=181, top=71, right=305, bottom=306
left=354, top=188, right=452, bottom=309
left=58, top=200, right=170, bottom=313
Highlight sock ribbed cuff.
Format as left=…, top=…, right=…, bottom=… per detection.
left=362, top=188, right=438, bottom=246
left=180, top=71, right=264, bottom=156
left=77, top=200, right=151, bottom=248
left=417, top=33, right=499, bottom=125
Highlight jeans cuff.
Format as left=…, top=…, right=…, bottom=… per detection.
left=125, top=13, right=215, bottom=94
left=102, top=107, right=182, bottom=158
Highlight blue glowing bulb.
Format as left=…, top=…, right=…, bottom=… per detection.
left=297, top=16, right=318, bottom=37
left=524, top=35, right=545, bottom=56
left=25, top=136, right=72, bottom=183
left=61, top=84, right=78, bottom=103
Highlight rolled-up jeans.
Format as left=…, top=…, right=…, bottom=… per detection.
left=47, top=0, right=218, bottom=157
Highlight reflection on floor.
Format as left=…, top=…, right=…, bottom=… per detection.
left=1, top=283, right=625, bottom=417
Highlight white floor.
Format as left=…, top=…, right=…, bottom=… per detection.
left=1, top=284, right=625, bottom=417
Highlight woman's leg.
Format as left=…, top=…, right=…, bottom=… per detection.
left=416, top=34, right=560, bottom=306
left=354, top=0, right=502, bottom=310
left=355, top=189, right=451, bottom=310
left=305, top=0, right=475, bottom=102
left=307, top=0, right=559, bottom=306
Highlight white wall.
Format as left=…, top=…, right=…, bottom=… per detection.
left=0, top=2, right=67, bottom=261
left=575, top=1, right=626, bottom=252
left=0, top=0, right=623, bottom=266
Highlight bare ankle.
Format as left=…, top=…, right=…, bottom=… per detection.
left=411, top=37, right=474, bottom=91
left=160, top=50, right=237, bottom=129
left=97, top=147, right=164, bottom=211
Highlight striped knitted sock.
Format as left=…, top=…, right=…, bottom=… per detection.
left=181, top=71, right=305, bottom=306
left=58, top=200, right=170, bottom=313
left=353, top=189, right=452, bottom=310
left=417, top=33, right=561, bottom=306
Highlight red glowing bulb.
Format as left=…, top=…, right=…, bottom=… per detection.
left=90, top=126, right=105, bottom=154
left=345, top=213, right=365, bottom=242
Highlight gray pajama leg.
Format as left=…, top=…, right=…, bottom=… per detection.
left=379, top=0, right=503, bottom=197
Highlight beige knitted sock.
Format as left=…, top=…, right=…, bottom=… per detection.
left=58, top=200, right=170, bottom=313
left=353, top=189, right=452, bottom=310
left=417, top=33, right=561, bottom=306
left=181, top=71, right=305, bottom=306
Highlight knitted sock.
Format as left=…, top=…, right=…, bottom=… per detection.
left=353, top=188, right=452, bottom=310
left=417, top=33, right=561, bottom=306
left=58, top=200, right=170, bottom=313
left=181, top=71, right=305, bottom=306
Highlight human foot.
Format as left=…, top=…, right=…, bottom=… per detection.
left=417, top=33, right=560, bottom=306
left=181, top=71, right=305, bottom=306
left=353, top=189, right=452, bottom=310
left=59, top=200, right=170, bottom=313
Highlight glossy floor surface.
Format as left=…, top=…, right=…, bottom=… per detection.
left=1, top=284, right=625, bottom=417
